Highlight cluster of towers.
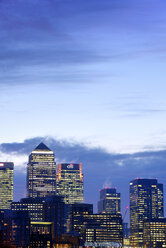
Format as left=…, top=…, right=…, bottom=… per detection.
left=0, top=143, right=166, bottom=248
left=27, top=142, right=83, bottom=204
left=129, top=178, right=165, bottom=248
left=0, top=143, right=123, bottom=248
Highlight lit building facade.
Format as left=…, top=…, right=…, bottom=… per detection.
left=157, top=183, right=164, bottom=217
left=98, top=188, right=120, bottom=214
left=12, top=195, right=65, bottom=239
left=73, top=213, right=123, bottom=246
left=27, top=143, right=56, bottom=198
left=56, top=163, right=83, bottom=204
left=30, top=221, right=53, bottom=236
left=0, top=162, right=14, bottom=209
left=68, top=203, right=93, bottom=237
left=11, top=197, right=46, bottom=221
left=130, top=178, right=164, bottom=248
left=143, top=218, right=166, bottom=248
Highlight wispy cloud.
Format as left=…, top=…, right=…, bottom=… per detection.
left=1, top=0, right=166, bottom=86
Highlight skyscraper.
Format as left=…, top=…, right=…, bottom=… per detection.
left=143, top=218, right=166, bottom=248
left=11, top=197, right=46, bottom=222
left=0, top=162, right=14, bottom=209
left=157, top=183, right=164, bottom=218
left=130, top=178, right=164, bottom=247
left=98, top=188, right=120, bottom=214
left=56, top=163, right=83, bottom=204
left=73, top=213, right=123, bottom=246
left=27, top=143, right=56, bottom=198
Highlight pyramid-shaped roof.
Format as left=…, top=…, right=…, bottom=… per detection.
left=33, top=142, right=51, bottom=151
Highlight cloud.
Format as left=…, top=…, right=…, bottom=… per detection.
left=1, top=0, right=166, bottom=86
left=1, top=136, right=166, bottom=221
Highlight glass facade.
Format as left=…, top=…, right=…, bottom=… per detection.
left=56, top=163, right=83, bottom=204
left=0, top=162, right=14, bottom=209
left=98, top=188, right=120, bottom=214
left=73, top=213, right=123, bottom=245
left=27, top=143, right=56, bottom=198
left=143, top=218, right=166, bottom=248
left=11, top=197, right=46, bottom=222
left=67, top=203, right=93, bottom=237
left=130, top=178, right=164, bottom=248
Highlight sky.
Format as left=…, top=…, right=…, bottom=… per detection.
left=1, top=0, right=166, bottom=222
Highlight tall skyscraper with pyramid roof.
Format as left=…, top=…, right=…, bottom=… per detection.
left=27, top=142, right=56, bottom=198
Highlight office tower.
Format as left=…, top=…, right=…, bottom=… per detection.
left=11, top=211, right=30, bottom=248
left=27, top=142, right=56, bottom=198
left=157, top=183, right=164, bottom=217
left=68, top=203, right=93, bottom=236
left=98, top=187, right=120, bottom=214
left=56, top=163, right=83, bottom=204
left=0, top=210, right=12, bottom=247
left=30, top=233, right=52, bottom=248
left=143, top=218, right=166, bottom=248
left=11, top=197, right=46, bottom=221
left=12, top=195, right=65, bottom=239
left=44, top=195, right=65, bottom=238
left=130, top=178, right=164, bottom=248
left=30, top=222, right=53, bottom=248
left=73, top=213, right=123, bottom=246
left=0, top=162, right=14, bottom=209
left=70, top=203, right=93, bottom=219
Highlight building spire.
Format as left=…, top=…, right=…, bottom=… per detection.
left=33, top=142, right=51, bottom=151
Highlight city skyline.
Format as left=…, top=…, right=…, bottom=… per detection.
left=0, top=138, right=166, bottom=221
left=1, top=139, right=166, bottom=225
left=1, top=142, right=166, bottom=247
left=1, top=0, right=166, bottom=237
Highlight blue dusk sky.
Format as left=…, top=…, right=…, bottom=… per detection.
left=1, top=0, right=166, bottom=219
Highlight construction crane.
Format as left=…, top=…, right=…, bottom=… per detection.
left=123, top=206, right=129, bottom=221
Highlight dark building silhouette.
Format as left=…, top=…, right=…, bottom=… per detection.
left=11, top=197, right=46, bottom=222
left=11, top=211, right=30, bottom=248
left=11, top=195, right=65, bottom=240
left=27, top=143, right=56, bottom=198
left=30, top=233, right=52, bottom=248
left=0, top=210, right=13, bottom=247
left=0, top=210, right=30, bottom=248
left=98, top=188, right=120, bottom=214
left=130, top=178, right=164, bottom=247
left=44, top=195, right=65, bottom=239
